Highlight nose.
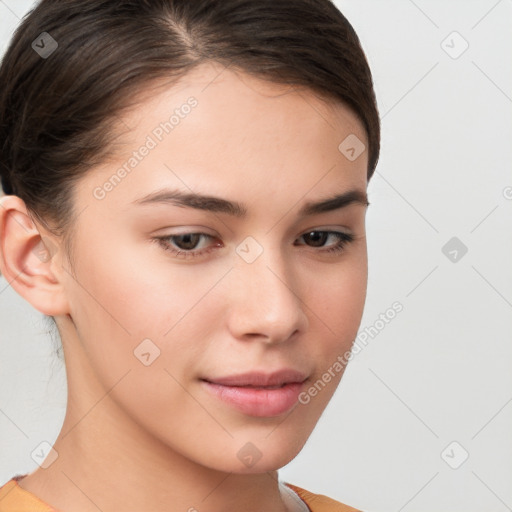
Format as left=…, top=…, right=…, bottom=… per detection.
left=226, top=246, right=309, bottom=344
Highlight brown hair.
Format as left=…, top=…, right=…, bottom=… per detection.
left=0, top=0, right=380, bottom=246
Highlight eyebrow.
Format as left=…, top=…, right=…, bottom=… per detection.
left=133, top=187, right=369, bottom=217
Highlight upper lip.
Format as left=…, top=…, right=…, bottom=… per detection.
left=203, top=369, right=308, bottom=387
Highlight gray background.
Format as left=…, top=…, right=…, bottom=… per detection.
left=1, top=1, right=511, bottom=511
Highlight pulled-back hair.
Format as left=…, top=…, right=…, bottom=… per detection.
left=0, top=0, right=380, bottom=241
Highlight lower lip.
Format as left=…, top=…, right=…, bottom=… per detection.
left=202, top=380, right=304, bottom=417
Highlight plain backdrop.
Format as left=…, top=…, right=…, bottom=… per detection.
left=1, top=1, right=511, bottom=511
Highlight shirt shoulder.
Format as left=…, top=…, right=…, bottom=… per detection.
left=0, top=477, right=56, bottom=512
left=285, top=482, right=361, bottom=512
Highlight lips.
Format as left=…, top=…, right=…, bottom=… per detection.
left=204, top=370, right=308, bottom=388
left=201, top=370, right=308, bottom=417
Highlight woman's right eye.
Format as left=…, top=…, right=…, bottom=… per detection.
left=153, top=233, right=221, bottom=259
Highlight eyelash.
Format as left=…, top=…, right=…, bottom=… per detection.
left=153, top=230, right=355, bottom=260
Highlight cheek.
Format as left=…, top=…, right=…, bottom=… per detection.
left=64, top=234, right=226, bottom=377
left=70, top=228, right=195, bottom=323
left=308, top=252, right=368, bottom=343
left=296, top=266, right=367, bottom=417
left=62, top=237, right=224, bottom=425
left=292, top=257, right=368, bottom=418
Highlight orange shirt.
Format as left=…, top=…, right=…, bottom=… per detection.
left=0, top=477, right=360, bottom=512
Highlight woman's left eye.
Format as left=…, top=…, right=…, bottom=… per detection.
left=295, top=230, right=355, bottom=254
left=153, top=230, right=355, bottom=260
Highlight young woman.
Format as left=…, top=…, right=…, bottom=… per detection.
left=0, top=0, right=380, bottom=510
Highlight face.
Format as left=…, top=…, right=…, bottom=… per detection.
left=52, top=61, right=369, bottom=473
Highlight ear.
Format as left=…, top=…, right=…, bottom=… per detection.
left=0, top=195, right=70, bottom=316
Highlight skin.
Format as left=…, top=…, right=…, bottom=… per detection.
left=0, top=61, right=369, bottom=512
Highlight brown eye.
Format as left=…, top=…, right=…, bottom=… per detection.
left=154, top=233, right=221, bottom=260
left=302, top=231, right=329, bottom=247
left=296, top=230, right=355, bottom=255
left=169, top=233, right=203, bottom=251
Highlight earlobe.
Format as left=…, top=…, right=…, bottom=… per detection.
left=0, top=195, right=69, bottom=316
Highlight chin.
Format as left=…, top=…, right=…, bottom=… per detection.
left=211, top=445, right=304, bottom=475
left=199, top=421, right=314, bottom=475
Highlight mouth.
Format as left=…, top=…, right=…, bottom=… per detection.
left=200, top=370, right=308, bottom=417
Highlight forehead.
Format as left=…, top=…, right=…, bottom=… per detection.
left=78, top=61, right=368, bottom=213
left=112, top=60, right=367, bottom=151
